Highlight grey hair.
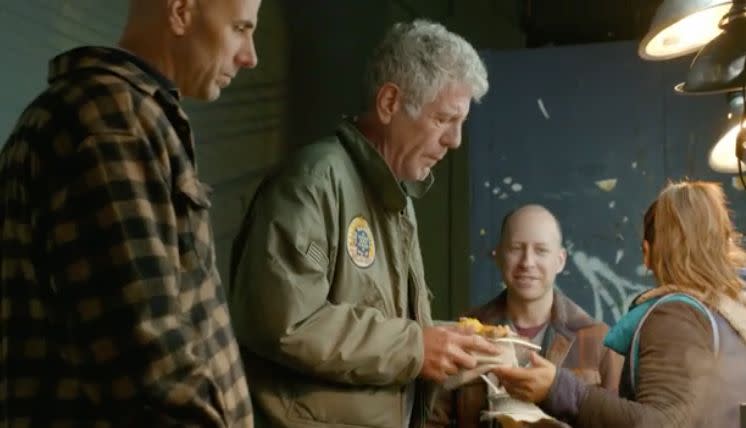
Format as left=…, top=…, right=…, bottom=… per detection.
left=364, top=19, right=489, bottom=117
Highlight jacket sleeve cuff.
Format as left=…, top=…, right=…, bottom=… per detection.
left=539, top=367, right=587, bottom=423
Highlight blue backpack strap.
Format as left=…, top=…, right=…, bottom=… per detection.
left=628, top=293, right=719, bottom=395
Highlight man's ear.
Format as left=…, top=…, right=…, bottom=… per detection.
left=557, top=247, right=567, bottom=274
left=375, top=82, right=403, bottom=125
left=168, top=0, right=195, bottom=36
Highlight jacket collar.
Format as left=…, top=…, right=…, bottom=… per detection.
left=336, top=119, right=433, bottom=212
left=544, top=289, right=595, bottom=365
left=475, top=288, right=597, bottom=329
left=48, top=46, right=180, bottom=100
left=48, top=46, right=196, bottom=164
left=473, top=288, right=598, bottom=365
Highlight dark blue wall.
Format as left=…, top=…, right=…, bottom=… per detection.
left=467, top=41, right=743, bottom=325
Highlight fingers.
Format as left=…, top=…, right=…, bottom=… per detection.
left=452, top=330, right=500, bottom=356
left=446, top=341, right=478, bottom=370
left=428, top=366, right=451, bottom=384
left=433, top=329, right=479, bottom=372
left=457, top=323, right=481, bottom=335
left=421, top=326, right=518, bottom=384
left=493, top=369, right=534, bottom=401
left=442, top=358, right=459, bottom=377
left=447, top=330, right=504, bottom=370
left=491, top=365, right=532, bottom=383
left=429, top=354, right=461, bottom=383
left=494, top=372, right=528, bottom=399
left=421, top=326, right=476, bottom=382
left=421, top=327, right=492, bottom=382
left=442, top=323, right=478, bottom=335
left=529, top=351, right=549, bottom=367
left=491, top=356, right=557, bottom=403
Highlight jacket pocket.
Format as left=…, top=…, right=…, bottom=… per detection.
left=331, top=269, right=394, bottom=318
left=174, top=175, right=214, bottom=272
left=287, top=381, right=402, bottom=428
left=358, top=276, right=393, bottom=316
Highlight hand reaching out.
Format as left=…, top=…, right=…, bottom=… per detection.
left=492, top=351, right=557, bottom=403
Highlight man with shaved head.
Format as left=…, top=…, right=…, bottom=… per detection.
left=0, top=0, right=261, bottom=426
left=428, top=204, right=622, bottom=427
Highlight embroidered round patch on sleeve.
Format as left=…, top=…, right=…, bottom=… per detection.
left=346, top=216, right=375, bottom=268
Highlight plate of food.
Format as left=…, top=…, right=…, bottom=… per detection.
left=440, top=317, right=543, bottom=390
left=457, top=317, right=540, bottom=367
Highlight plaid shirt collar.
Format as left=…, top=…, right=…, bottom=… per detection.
left=46, top=46, right=198, bottom=164
left=47, top=46, right=180, bottom=100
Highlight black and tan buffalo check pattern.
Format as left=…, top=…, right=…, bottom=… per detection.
left=0, top=47, right=252, bottom=427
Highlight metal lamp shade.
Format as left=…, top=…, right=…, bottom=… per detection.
left=709, top=93, right=746, bottom=173
left=639, top=0, right=731, bottom=60
left=675, top=18, right=746, bottom=94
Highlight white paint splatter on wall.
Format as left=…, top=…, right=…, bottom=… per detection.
left=492, top=187, right=500, bottom=195
left=635, top=264, right=652, bottom=277
left=564, top=239, right=575, bottom=254
left=595, top=178, right=617, bottom=192
left=511, top=183, right=523, bottom=192
left=484, top=181, right=491, bottom=188
left=499, top=193, right=509, bottom=200
left=615, top=249, right=624, bottom=264
left=609, top=200, right=616, bottom=209
left=632, top=162, right=638, bottom=169
left=503, top=177, right=513, bottom=185
left=537, top=98, right=551, bottom=119
left=571, top=251, right=649, bottom=321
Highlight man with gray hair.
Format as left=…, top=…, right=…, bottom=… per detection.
left=229, top=20, right=493, bottom=428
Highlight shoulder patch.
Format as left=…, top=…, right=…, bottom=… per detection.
left=346, top=215, right=375, bottom=268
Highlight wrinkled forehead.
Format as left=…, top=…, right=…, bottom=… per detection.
left=421, top=82, right=473, bottom=113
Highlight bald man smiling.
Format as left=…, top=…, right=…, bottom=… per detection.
left=429, top=205, right=622, bottom=428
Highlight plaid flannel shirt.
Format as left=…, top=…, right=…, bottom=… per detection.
left=0, top=47, right=252, bottom=427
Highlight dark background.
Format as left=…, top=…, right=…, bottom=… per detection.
left=2, top=0, right=737, bottom=325
left=468, top=42, right=737, bottom=325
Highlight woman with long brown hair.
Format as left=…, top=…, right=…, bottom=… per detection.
left=494, top=181, right=746, bottom=427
